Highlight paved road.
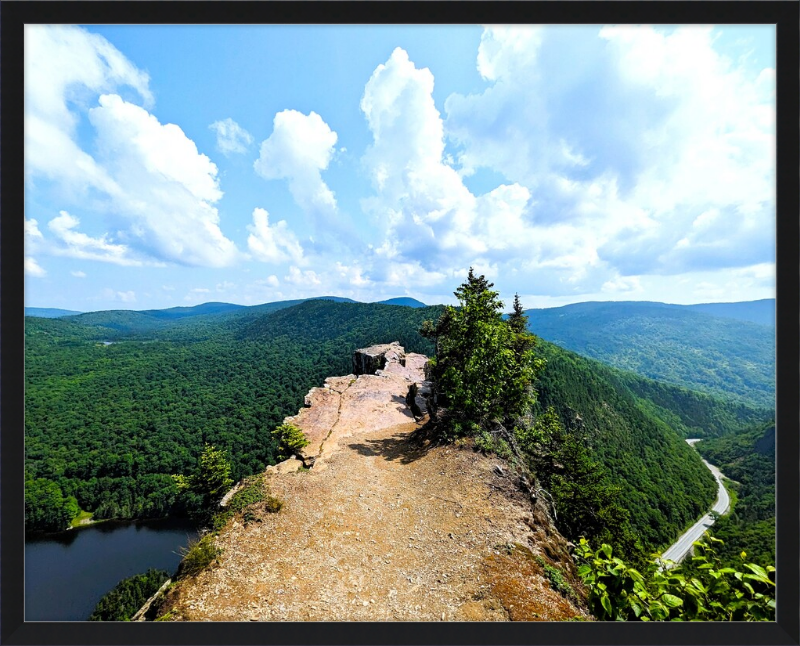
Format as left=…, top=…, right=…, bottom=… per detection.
left=660, top=439, right=730, bottom=567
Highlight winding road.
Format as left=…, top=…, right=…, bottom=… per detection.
left=660, top=439, right=730, bottom=567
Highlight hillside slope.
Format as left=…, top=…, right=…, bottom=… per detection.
left=524, top=301, right=775, bottom=408
left=533, top=341, right=719, bottom=549
left=684, top=299, right=774, bottom=327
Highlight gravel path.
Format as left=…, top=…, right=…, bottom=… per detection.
left=159, top=347, right=588, bottom=622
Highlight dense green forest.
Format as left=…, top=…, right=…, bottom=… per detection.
left=24, top=302, right=440, bottom=532
left=523, top=301, right=775, bottom=408
left=25, top=297, right=771, bottom=555
left=88, top=569, right=169, bottom=621
left=692, top=420, right=776, bottom=567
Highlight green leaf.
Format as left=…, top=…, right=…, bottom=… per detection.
left=662, top=594, right=683, bottom=609
left=600, top=593, right=613, bottom=617
left=744, top=563, right=768, bottom=579
left=690, top=578, right=707, bottom=594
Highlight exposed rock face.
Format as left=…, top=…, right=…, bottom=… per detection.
left=280, top=343, right=430, bottom=471
left=352, top=341, right=405, bottom=376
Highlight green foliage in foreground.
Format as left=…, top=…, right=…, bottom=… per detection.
left=271, top=423, right=309, bottom=461
left=88, top=568, right=169, bottom=621
left=575, top=536, right=775, bottom=621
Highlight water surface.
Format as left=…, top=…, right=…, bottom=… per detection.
left=26, top=516, right=197, bottom=621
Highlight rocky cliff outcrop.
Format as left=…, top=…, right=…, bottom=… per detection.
left=154, top=344, right=587, bottom=622
left=278, top=343, right=431, bottom=471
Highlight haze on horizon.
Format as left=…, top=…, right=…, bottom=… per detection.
left=24, top=24, right=776, bottom=313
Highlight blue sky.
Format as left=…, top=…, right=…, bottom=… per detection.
left=24, top=24, right=776, bottom=312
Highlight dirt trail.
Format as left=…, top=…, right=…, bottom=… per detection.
left=160, top=347, right=588, bottom=622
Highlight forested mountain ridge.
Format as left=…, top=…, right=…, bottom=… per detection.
left=25, top=298, right=759, bottom=554
left=533, top=341, right=719, bottom=549
left=523, top=300, right=774, bottom=408
left=683, top=298, right=774, bottom=327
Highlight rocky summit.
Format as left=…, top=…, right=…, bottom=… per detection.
left=154, top=344, right=588, bottom=622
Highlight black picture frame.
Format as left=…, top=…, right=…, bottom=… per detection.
left=2, top=2, right=797, bottom=644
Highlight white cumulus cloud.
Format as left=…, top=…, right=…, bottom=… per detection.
left=24, top=24, right=151, bottom=197
left=25, top=25, right=240, bottom=269
left=442, top=25, right=775, bottom=290
left=88, top=94, right=238, bottom=267
left=25, top=257, right=47, bottom=277
left=360, top=47, right=589, bottom=297
left=210, top=118, right=253, bottom=156
left=71, top=270, right=87, bottom=278
left=47, top=211, right=144, bottom=266
left=254, top=110, right=339, bottom=220
left=284, top=266, right=321, bottom=286
left=246, top=207, right=304, bottom=264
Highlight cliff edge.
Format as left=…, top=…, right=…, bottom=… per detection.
left=155, top=344, right=588, bottom=621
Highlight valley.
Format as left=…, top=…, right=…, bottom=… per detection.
left=23, top=294, right=776, bottom=621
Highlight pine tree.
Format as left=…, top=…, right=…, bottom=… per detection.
left=421, top=269, right=544, bottom=436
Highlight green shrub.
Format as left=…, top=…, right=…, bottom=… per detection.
left=177, top=534, right=221, bottom=579
left=535, top=556, right=576, bottom=601
left=271, top=423, right=309, bottom=461
left=172, top=444, right=233, bottom=509
left=210, top=474, right=283, bottom=531
left=575, top=535, right=774, bottom=621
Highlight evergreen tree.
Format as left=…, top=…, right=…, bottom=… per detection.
left=421, top=269, right=544, bottom=436
left=173, top=444, right=233, bottom=508
left=507, top=293, right=527, bottom=334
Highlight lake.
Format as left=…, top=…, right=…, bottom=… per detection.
left=25, top=516, right=197, bottom=621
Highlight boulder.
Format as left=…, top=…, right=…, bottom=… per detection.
left=352, top=342, right=405, bottom=376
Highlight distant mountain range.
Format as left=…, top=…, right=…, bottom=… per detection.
left=26, top=296, right=774, bottom=408
left=681, top=298, right=774, bottom=327
left=523, top=300, right=774, bottom=408
left=27, top=297, right=769, bottom=548
left=25, top=296, right=427, bottom=323
left=24, top=307, right=84, bottom=318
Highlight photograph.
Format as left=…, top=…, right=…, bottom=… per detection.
left=6, top=6, right=797, bottom=643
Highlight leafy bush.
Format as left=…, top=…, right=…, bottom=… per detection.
left=574, top=535, right=774, bottom=621
left=264, top=495, right=284, bottom=513
left=271, top=423, right=309, bottom=461
left=88, top=569, right=169, bottom=621
left=211, top=473, right=274, bottom=531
